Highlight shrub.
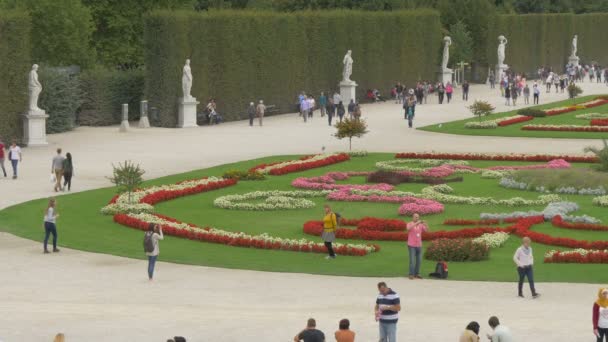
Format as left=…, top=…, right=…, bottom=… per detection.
left=568, top=83, right=583, bottom=99
left=468, top=100, right=495, bottom=121
left=334, top=118, right=369, bottom=151
left=107, top=160, right=145, bottom=203
left=517, top=108, right=546, bottom=117
left=222, top=170, right=265, bottom=180
left=39, top=68, right=84, bottom=134
left=366, top=171, right=463, bottom=185
left=424, top=238, right=490, bottom=262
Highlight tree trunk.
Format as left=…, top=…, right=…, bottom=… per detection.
left=349, top=137, right=352, bottom=151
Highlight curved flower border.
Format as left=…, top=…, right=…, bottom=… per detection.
left=394, top=152, right=598, bottom=163
left=213, top=190, right=331, bottom=210
left=249, top=153, right=350, bottom=175
left=545, top=249, right=608, bottom=264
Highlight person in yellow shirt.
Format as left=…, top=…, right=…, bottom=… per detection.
left=322, top=204, right=338, bottom=259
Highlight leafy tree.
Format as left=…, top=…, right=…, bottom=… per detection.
left=567, top=83, right=582, bottom=99
left=449, top=21, right=473, bottom=66
left=584, top=139, right=608, bottom=172
left=108, top=161, right=145, bottom=203
left=334, top=118, right=369, bottom=150
left=468, top=100, right=495, bottom=121
left=39, top=68, right=84, bottom=133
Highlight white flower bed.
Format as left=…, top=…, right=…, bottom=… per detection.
left=101, top=202, right=154, bottom=215
left=594, top=195, right=608, bottom=207
left=254, top=153, right=344, bottom=174
left=465, top=121, right=498, bottom=129
left=575, top=113, right=608, bottom=120
left=473, top=232, right=510, bottom=248
left=480, top=201, right=601, bottom=224
left=346, top=150, right=368, bottom=157
left=213, top=190, right=330, bottom=210
left=545, top=248, right=608, bottom=258
left=500, top=177, right=607, bottom=195
left=375, top=159, right=469, bottom=171
left=481, top=169, right=514, bottom=179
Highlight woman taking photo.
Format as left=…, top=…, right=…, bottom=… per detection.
left=321, top=205, right=338, bottom=260
left=145, top=223, right=164, bottom=280
left=43, top=198, right=59, bottom=253
left=406, top=213, right=427, bottom=279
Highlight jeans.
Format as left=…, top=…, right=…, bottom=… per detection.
left=463, top=91, right=468, bottom=101
left=249, top=115, right=254, bottom=126
left=11, top=159, right=18, bottom=177
left=408, top=246, right=422, bottom=276
left=524, top=95, right=529, bottom=104
left=328, top=113, right=333, bottom=126
left=0, top=157, right=6, bottom=176
left=63, top=171, right=73, bottom=191
left=379, top=322, right=397, bottom=342
left=446, top=93, right=452, bottom=103
left=517, top=265, right=536, bottom=295
left=407, top=117, right=413, bottom=128
left=44, top=222, right=57, bottom=251
left=324, top=241, right=335, bottom=257
left=534, top=94, right=539, bottom=104
left=438, top=93, right=444, bottom=104
left=320, top=106, right=326, bottom=117
left=597, top=328, right=608, bottom=342
left=148, top=255, right=158, bottom=279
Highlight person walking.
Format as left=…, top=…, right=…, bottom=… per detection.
left=523, top=84, right=530, bottom=104
left=308, top=96, right=315, bottom=119
left=406, top=213, right=427, bottom=279
left=423, top=81, right=430, bottom=104
left=337, top=101, right=345, bottom=123
left=375, top=282, right=401, bottom=342
left=462, top=81, right=470, bottom=101
left=319, top=92, right=327, bottom=117
left=145, top=223, right=164, bottom=281
left=511, top=84, right=518, bottom=106
left=504, top=84, right=511, bottom=106
left=533, top=83, right=540, bottom=104
left=247, top=102, right=255, bottom=127
left=593, top=288, right=608, bottom=342
left=43, top=198, right=60, bottom=253
left=459, top=322, right=480, bottom=342
left=0, top=136, right=7, bottom=177
left=51, top=148, right=65, bottom=192
left=445, top=82, right=453, bottom=103
left=294, top=318, right=325, bottom=342
left=300, top=96, right=309, bottom=123
left=335, top=319, right=355, bottom=342
left=347, top=99, right=355, bottom=120
left=486, top=316, right=513, bottom=342
left=405, top=97, right=415, bottom=129
left=321, top=204, right=337, bottom=260
left=62, top=152, right=74, bottom=191
left=437, top=83, right=445, bottom=104
left=513, top=236, right=540, bottom=298
left=8, top=140, right=21, bottom=179
left=256, top=100, right=266, bottom=127
left=353, top=103, right=361, bottom=121
left=489, top=71, right=495, bottom=89
left=327, top=97, right=334, bottom=126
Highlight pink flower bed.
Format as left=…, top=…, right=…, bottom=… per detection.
left=487, top=159, right=570, bottom=171
left=292, top=172, right=394, bottom=191
left=398, top=201, right=445, bottom=216
left=327, top=189, right=444, bottom=216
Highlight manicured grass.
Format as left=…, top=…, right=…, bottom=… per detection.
left=418, top=94, right=608, bottom=139
left=1, top=153, right=607, bottom=282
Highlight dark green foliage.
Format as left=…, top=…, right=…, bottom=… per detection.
left=584, top=139, right=608, bottom=172
left=39, top=68, right=84, bottom=133
left=517, top=108, right=546, bottom=117
left=567, top=83, right=582, bottom=99
left=0, top=11, right=31, bottom=142
left=144, top=10, right=442, bottom=127
left=449, top=21, right=473, bottom=65
left=222, top=169, right=266, bottom=180
left=468, top=100, right=495, bottom=121
left=334, top=117, right=369, bottom=150
left=107, top=160, right=145, bottom=203
left=78, top=68, right=144, bottom=126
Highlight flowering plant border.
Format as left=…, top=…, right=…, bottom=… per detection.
left=544, top=249, right=608, bottom=264
left=522, top=124, right=608, bottom=132
left=394, top=152, right=597, bottom=163
left=249, top=153, right=350, bottom=175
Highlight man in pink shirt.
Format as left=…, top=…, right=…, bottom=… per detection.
left=406, top=213, right=428, bottom=279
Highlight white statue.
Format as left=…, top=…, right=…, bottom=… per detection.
left=441, top=36, right=452, bottom=71
left=497, top=35, right=508, bottom=67
left=342, top=50, right=353, bottom=82
left=571, top=34, right=578, bottom=57
left=28, top=64, right=43, bottom=113
left=182, top=59, right=193, bottom=100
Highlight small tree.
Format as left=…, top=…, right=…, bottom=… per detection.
left=334, top=118, right=369, bottom=151
left=468, top=100, right=495, bottom=121
left=584, top=139, right=608, bottom=172
left=108, top=160, right=145, bottom=203
left=567, top=83, right=583, bottom=100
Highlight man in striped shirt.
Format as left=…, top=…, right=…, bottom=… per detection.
left=375, top=282, right=401, bottom=342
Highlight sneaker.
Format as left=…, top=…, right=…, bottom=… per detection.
left=532, top=293, right=541, bottom=299
left=408, top=275, right=414, bottom=280
left=53, top=248, right=60, bottom=253
left=415, top=275, right=423, bottom=280
left=325, top=256, right=332, bottom=260
left=518, top=294, right=524, bottom=298
left=44, top=250, right=50, bottom=254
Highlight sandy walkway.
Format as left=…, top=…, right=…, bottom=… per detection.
left=0, top=83, right=606, bottom=341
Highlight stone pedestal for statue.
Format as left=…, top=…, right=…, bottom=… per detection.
left=138, top=100, right=150, bottom=128
left=119, top=103, right=130, bottom=132
left=438, top=68, right=453, bottom=85
left=22, top=110, right=49, bottom=146
left=569, top=56, right=580, bottom=67
left=178, top=97, right=199, bottom=128
left=496, top=64, right=509, bottom=79
left=339, top=81, right=357, bottom=106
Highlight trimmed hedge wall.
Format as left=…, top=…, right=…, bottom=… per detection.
left=487, top=14, right=608, bottom=75
left=0, top=11, right=31, bottom=142
left=144, top=10, right=441, bottom=126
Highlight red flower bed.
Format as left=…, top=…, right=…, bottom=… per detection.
left=545, top=250, right=608, bottom=264
left=139, top=178, right=237, bottom=205
left=522, top=125, right=608, bottom=132
left=544, top=107, right=576, bottom=116
left=114, top=213, right=378, bottom=256
left=591, top=119, right=608, bottom=126
left=551, top=216, right=608, bottom=232
left=394, top=152, right=598, bottom=163
left=249, top=153, right=350, bottom=175
left=443, top=219, right=500, bottom=226
left=497, top=116, right=534, bottom=126
left=511, top=216, right=608, bottom=250
left=584, top=98, right=608, bottom=108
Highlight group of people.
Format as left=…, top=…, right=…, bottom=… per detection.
left=539, top=63, right=608, bottom=84
left=391, top=81, right=462, bottom=106
left=51, top=148, right=74, bottom=192
left=497, top=71, right=541, bottom=106
left=247, top=100, right=266, bottom=126
left=0, top=137, right=22, bottom=179
left=295, top=91, right=361, bottom=126
left=460, top=316, right=513, bottom=342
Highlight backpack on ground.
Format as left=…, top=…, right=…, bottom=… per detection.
left=429, top=261, right=448, bottom=279
left=143, top=231, right=155, bottom=253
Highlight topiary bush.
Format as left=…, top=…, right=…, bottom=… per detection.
left=424, top=238, right=490, bottom=262
left=222, top=170, right=265, bottom=180
left=517, top=108, right=547, bottom=117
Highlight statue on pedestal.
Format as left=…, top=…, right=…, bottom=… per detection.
left=497, top=35, right=508, bottom=68
left=342, top=50, right=353, bottom=83
left=571, top=34, right=578, bottom=58
left=28, top=64, right=43, bottom=113
left=182, top=59, right=193, bottom=100
left=441, top=36, right=452, bottom=71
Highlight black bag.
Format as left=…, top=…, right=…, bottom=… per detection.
left=429, top=261, right=448, bottom=279
left=143, top=231, right=155, bottom=253
left=334, top=212, right=342, bottom=226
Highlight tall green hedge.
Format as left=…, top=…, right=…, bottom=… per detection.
left=144, top=10, right=441, bottom=126
left=0, top=11, right=31, bottom=142
left=487, top=14, right=608, bottom=75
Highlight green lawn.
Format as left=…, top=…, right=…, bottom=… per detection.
left=419, top=94, right=608, bottom=139
left=1, top=153, right=607, bottom=283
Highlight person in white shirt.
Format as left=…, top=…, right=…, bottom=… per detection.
left=487, top=316, right=513, bottom=342
left=8, top=140, right=22, bottom=179
left=43, top=198, right=60, bottom=253
left=513, top=237, right=540, bottom=298
left=145, top=223, right=164, bottom=281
